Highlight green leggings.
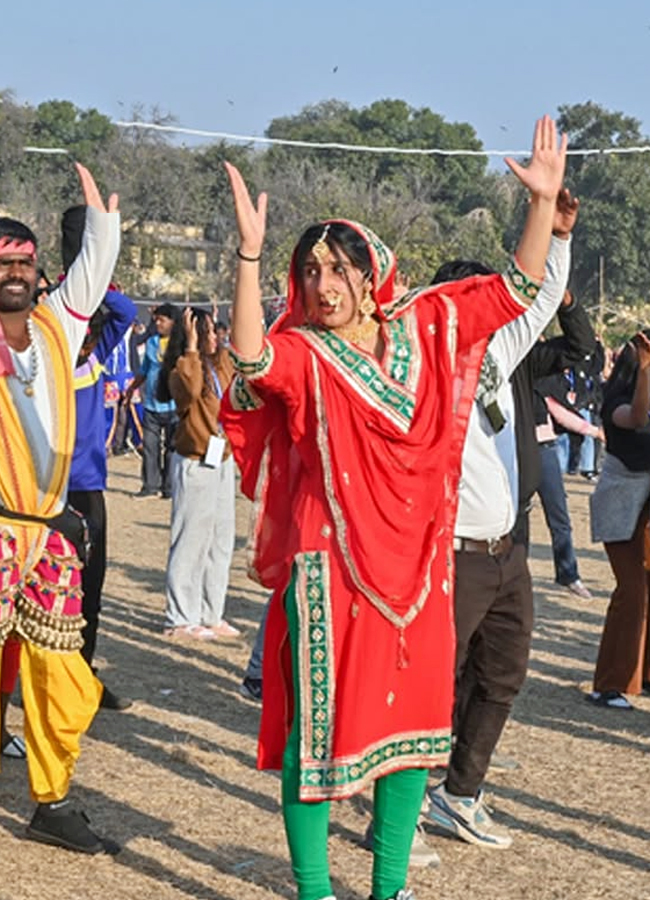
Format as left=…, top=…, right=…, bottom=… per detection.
left=282, top=581, right=427, bottom=900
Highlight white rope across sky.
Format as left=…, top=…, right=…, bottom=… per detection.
left=111, top=119, right=650, bottom=158
left=20, top=120, right=650, bottom=159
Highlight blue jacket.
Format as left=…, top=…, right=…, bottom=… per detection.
left=69, top=290, right=137, bottom=491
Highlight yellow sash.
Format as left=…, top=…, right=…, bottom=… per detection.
left=0, top=306, right=75, bottom=566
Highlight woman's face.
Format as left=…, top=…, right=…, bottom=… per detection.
left=300, top=243, right=368, bottom=330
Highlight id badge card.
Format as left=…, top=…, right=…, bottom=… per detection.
left=204, top=434, right=226, bottom=468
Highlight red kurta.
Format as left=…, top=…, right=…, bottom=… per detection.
left=223, top=222, right=539, bottom=801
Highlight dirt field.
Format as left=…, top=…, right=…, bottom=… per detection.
left=1, top=454, right=649, bottom=900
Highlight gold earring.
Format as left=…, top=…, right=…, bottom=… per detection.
left=359, top=286, right=375, bottom=322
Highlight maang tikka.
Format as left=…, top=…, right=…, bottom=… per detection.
left=312, top=225, right=332, bottom=264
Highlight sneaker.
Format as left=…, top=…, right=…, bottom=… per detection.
left=27, top=800, right=120, bottom=855
left=566, top=579, right=593, bottom=600
left=239, top=676, right=263, bottom=701
left=1, top=734, right=26, bottom=758
left=587, top=690, right=633, bottom=710
left=100, top=684, right=133, bottom=711
left=425, top=782, right=512, bottom=848
left=362, top=821, right=440, bottom=868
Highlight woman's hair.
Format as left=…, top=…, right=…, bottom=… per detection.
left=294, top=222, right=372, bottom=280
left=157, top=307, right=216, bottom=403
left=602, top=327, right=650, bottom=407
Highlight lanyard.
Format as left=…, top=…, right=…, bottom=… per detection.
left=209, top=365, right=223, bottom=399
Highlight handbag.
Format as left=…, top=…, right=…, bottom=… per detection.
left=0, top=503, right=94, bottom=565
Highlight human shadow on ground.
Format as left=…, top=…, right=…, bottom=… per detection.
left=0, top=781, right=354, bottom=900
left=511, top=674, right=650, bottom=751
left=480, top=782, right=650, bottom=875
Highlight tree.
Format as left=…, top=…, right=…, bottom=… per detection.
left=557, top=102, right=650, bottom=308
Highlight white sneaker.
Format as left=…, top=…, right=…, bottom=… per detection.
left=362, top=821, right=441, bottom=868
left=567, top=579, right=593, bottom=600
left=425, top=782, right=512, bottom=849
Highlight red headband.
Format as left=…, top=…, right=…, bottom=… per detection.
left=0, top=237, right=37, bottom=261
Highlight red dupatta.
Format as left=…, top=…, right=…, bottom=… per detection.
left=222, top=220, right=494, bottom=629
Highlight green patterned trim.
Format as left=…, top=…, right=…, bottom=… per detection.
left=228, top=341, right=274, bottom=380
left=300, top=326, right=415, bottom=432
left=300, top=730, right=451, bottom=800
left=295, top=551, right=335, bottom=765
left=504, top=258, right=541, bottom=306
left=384, top=312, right=421, bottom=390
left=229, top=375, right=264, bottom=412
left=381, top=286, right=428, bottom=320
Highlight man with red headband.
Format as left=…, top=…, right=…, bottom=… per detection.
left=0, top=164, right=121, bottom=854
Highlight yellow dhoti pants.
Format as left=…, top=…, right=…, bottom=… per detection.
left=1, top=641, right=102, bottom=802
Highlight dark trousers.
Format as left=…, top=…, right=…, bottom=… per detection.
left=594, top=503, right=650, bottom=694
left=447, top=542, right=533, bottom=797
left=142, top=408, right=176, bottom=495
left=537, top=441, right=579, bottom=586
left=67, top=490, right=107, bottom=666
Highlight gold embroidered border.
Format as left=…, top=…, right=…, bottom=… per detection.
left=503, top=258, right=541, bottom=307
left=382, top=311, right=422, bottom=394
left=300, top=328, right=415, bottom=434
left=228, top=341, right=274, bottom=381
left=299, top=728, right=451, bottom=801
left=294, top=551, right=336, bottom=768
left=229, top=375, right=264, bottom=412
left=312, top=357, right=437, bottom=631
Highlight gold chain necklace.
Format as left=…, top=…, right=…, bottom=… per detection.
left=11, top=317, right=38, bottom=397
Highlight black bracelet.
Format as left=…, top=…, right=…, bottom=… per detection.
left=236, top=247, right=262, bottom=263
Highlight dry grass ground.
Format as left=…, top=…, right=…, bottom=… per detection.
left=1, top=455, right=649, bottom=900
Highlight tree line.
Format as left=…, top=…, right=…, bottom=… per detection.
left=1, top=90, right=649, bottom=338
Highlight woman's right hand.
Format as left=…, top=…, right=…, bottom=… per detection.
left=224, top=162, right=268, bottom=259
left=183, top=307, right=198, bottom=352
left=633, top=332, right=650, bottom=370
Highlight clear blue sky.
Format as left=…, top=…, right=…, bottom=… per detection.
left=3, top=0, right=650, bottom=158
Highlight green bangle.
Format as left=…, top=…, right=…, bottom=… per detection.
left=236, top=247, right=261, bottom=263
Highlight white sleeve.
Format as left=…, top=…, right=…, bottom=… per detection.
left=489, top=235, right=571, bottom=377
left=45, top=207, right=121, bottom=361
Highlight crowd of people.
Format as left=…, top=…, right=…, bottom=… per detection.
left=0, top=116, right=649, bottom=900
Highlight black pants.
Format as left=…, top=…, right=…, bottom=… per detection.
left=447, top=542, right=533, bottom=797
left=142, top=408, right=176, bottom=495
left=67, top=490, right=106, bottom=666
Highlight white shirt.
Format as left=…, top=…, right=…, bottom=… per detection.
left=6, top=207, right=121, bottom=507
left=455, top=236, right=571, bottom=539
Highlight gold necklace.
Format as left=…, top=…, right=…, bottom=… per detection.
left=333, top=315, right=379, bottom=347
left=11, top=317, right=38, bottom=397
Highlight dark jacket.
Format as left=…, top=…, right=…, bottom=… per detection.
left=511, top=297, right=596, bottom=543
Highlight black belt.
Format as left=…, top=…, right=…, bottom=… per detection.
left=453, top=534, right=513, bottom=557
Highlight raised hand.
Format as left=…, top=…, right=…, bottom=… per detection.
left=182, top=307, right=198, bottom=351
left=224, top=162, right=267, bottom=259
left=74, top=162, right=119, bottom=212
left=553, top=187, right=580, bottom=237
left=505, top=116, right=567, bottom=202
left=633, top=332, right=650, bottom=371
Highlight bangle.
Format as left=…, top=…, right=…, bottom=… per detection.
left=236, top=247, right=261, bottom=263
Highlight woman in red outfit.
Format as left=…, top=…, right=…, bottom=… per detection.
left=222, top=116, right=567, bottom=900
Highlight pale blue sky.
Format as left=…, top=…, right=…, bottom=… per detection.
left=4, top=0, right=650, bottom=156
